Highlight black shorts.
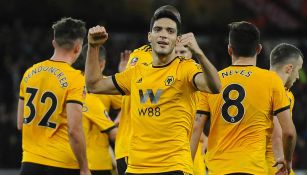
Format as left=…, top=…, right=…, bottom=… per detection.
left=20, top=162, right=80, bottom=175
left=126, top=170, right=185, bottom=175
left=92, top=170, right=112, bottom=175
left=116, top=157, right=128, bottom=175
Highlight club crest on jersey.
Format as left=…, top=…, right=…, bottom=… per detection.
left=165, top=76, right=174, bottom=86
left=136, top=78, right=142, bottom=83
left=130, top=57, right=138, bottom=66
left=82, top=105, right=88, bottom=112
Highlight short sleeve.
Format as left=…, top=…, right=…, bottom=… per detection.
left=66, top=73, right=86, bottom=106
left=110, top=95, right=122, bottom=110
left=19, top=71, right=27, bottom=100
left=185, top=61, right=203, bottom=90
left=112, top=67, right=134, bottom=95
left=84, top=95, right=115, bottom=132
left=271, top=74, right=290, bottom=115
left=196, top=91, right=210, bottom=116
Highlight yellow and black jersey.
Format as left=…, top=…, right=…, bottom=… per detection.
left=197, top=66, right=290, bottom=175
left=266, top=90, right=295, bottom=175
left=82, top=93, right=115, bottom=170
left=96, top=94, right=122, bottom=112
left=19, top=60, right=85, bottom=169
left=113, top=55, right=202, bottom=174
left=115, top=45, right=153, bottom=160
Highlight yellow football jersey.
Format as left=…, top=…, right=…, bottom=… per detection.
left=19, top=60, right=85, bottom=169
left=96, top=94, right=122, bottom=112
left=266, top=90, right=295, bottom=175
left=198, top=66, right=290, bottom=175
left=82, top=93, right=115, bottom=170
left=113, top=56, right=202, bottom=174
left=115, top=45, right=153, bottom=160
left=194, top=142, right=206, bottom=175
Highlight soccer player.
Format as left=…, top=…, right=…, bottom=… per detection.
left=73, top=46, right=118, bottom=175
left=266, top=43, right=303, bottom=175
left=17, top=17, right=91, bottom=175
left=175, top=45, right=207, bottom=175
left=196, top=21, right=296, bottom=175
left=85, top=5, right=221, bottom=175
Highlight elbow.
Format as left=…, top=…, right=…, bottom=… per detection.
left=282, top=128, right=296, bottom=141
left=209, top=83, right=222, bottom=94
left=85, top=80, right=98, bottom=93
left=68, top=127, right=81, bottom=141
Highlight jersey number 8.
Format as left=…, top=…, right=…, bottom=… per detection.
left=221, top=84, right=245, bottom=124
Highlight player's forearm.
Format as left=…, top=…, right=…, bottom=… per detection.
left=68, top=127, right=89, bottom=171
left=282, top=128, right=296, bottom=162
left=272, top=117, right=284, bottom=160
left=85, top=45, right=103, bottom=92
left=195, top=51, right=221, bottom=94
left=190, top=114, right=205, bottom=160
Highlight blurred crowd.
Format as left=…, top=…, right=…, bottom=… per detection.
left=1, top=20, right=307, bottom=169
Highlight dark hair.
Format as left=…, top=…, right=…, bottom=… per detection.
left=270, top=43, right=303, bottom=67
left=150, top=5, right=181, bottom=35
left=52, top=17, right=86, bottom=50
left=229, top=21, right=260, bottom=57
left=73, top=44, right=106, bottom=71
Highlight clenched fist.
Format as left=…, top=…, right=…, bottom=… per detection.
left=177, top=33, right=202, bottom=55
left=88, top=25, right=108, bottom=46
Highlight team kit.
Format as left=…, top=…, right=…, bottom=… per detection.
left=17, top=5, right=303, bottom=175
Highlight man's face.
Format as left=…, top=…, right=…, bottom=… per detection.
left=148, top=18, right=178, bottom=57
left=285, top=56, right=303, bottom=89
left=175, top=45, right=192, bottom=58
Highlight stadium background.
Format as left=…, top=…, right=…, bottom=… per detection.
left=0, top=0, right=306, bottom=174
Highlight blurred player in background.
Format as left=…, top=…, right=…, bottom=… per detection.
left=196, top=21, right=296, bottom=175
left=115, top=45, right=152, bottom=175
left=73, top=45, right=118, bottom=175
left=85, top=4, right=221, bottom=175
left=17, top=17, right=91, bottom=175
left=267, top=43, right=303, bottom=175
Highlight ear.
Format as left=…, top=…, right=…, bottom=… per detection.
left=256, top=44, right=262, bottom=54
left=74, top=42, right=81, bottom=54
left=284, top=64, right=294, bottom=74
left=52, top=40, right=57, bottom=48
left=228, top=44, right=232, bottom=56
left=148, top=32, right=152, bottom=43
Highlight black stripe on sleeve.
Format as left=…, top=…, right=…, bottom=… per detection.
left=111, top=75, right=125, bottom=95
left=101, top=125, right=117, bottom=133
left=274, top=105, right=290, bottom=116
left=66, top=100, right=83, bottom=106
left=19, top=96, right=24, bottom=100
left=196, top=110, right=210, bottom=116
left=192, top=72, right=203, bottom=90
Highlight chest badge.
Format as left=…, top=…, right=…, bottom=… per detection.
left=165, top=76, right=174, bottom=86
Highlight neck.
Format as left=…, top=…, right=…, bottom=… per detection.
left=152, top=51, right=175, bottom=67
left=232, top=56, right=257, bottom=66
left=271, top=67, right=287, bottom=86
left=50, top=49, right=74, bottom=65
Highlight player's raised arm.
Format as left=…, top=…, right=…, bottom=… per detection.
left=85, top=26, right=119, bottom=94
left=178, top=33, right=221, bottom=94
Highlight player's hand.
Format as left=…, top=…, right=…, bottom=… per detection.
left=80, top=169, right=92, bottom=175
left=178, top=33, right=202, bottom=55
left=118, top=50, right=131, bottom=72
left=88, top=25, right=108, bottom=47
left=273, top=158, right=291, bottom=175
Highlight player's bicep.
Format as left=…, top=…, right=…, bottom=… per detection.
left=276, top=109, right=296, bottom=136
left=66, top=102, right=83, bottom=132
left=17, top=99, right=24, bottom=130
left=194, top=73, right=211, bottom=92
